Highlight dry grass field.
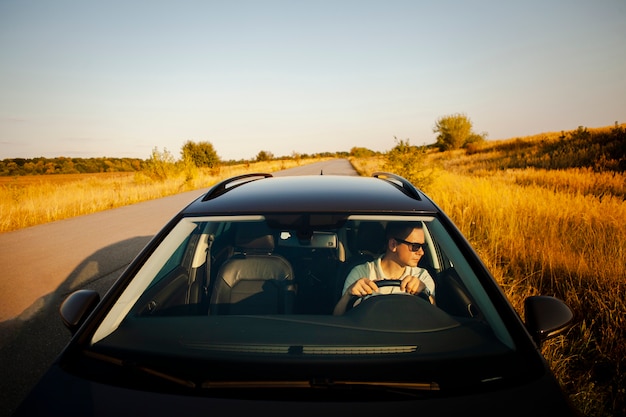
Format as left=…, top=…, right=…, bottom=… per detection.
left=0, top=158, right=318, bottom=233
left=351, top=126, right=625, bottom=416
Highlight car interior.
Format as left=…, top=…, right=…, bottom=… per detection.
left=132, top=216, right=482, bottom=322
left=88, top=213, right=525, bottom=372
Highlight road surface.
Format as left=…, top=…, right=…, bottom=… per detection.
left=0, top=159, right=357, bottom=416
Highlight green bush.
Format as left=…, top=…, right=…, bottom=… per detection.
left=181, top=141, right=220, bottom=168
left=144, top=147, right=178, bottom=181
left=434, top=113, right=486, bottom=151
left=383, top=138, right=435, bottom=190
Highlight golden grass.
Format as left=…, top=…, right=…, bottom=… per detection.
left=432, top=172, right=625, bottom=416
left=0, top=158, right=324, bottom=233
left=350, top=154, right=626, bottom=416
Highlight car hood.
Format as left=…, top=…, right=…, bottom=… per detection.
left=16, top=362, right=579, bottom=417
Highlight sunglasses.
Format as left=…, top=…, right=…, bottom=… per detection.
left=394, top=237, right=427, bottom=252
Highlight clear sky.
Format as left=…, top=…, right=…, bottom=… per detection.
left=1, top=0, right=625, bottom=161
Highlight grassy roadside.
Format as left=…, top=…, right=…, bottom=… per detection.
left=0, top=158, right=325, bottom=233
left=350, top=148, right=625, bottom=416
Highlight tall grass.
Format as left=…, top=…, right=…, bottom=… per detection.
left=427, top=170, right=625, bottom=416
left=350, top=135, right=626, bottom=416
left=0, top=158, right=320, bottom=233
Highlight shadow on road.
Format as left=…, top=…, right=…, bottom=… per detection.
left=0, top=236, right=152, bottom=417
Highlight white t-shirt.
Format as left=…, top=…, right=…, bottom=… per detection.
left=342, top=256, right=435, bottom=296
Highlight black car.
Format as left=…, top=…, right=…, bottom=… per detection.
left=16, top=172, right=578, bottom=416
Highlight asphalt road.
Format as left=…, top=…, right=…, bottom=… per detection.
left=0, top=159, right=357, bottom=416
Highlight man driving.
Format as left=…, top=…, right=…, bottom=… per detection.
left=333, top=221, right=435, bottom=315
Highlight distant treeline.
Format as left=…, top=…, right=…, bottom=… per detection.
left=0, top=157, right=145, bottom=176
left=0, top=151, right=356, bottom=177
left=0, top=148, right=352, bottom=177
left=4, top=122, right=622, bottom=177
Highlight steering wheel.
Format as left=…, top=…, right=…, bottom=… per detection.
left=346, top=279, right=429, bottom=311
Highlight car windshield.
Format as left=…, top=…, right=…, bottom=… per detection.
left=88, top=214, right=523, bottom=388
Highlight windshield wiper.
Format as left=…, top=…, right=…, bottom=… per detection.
left=84, top=350, right=440, bottom=397
left=202, top=379, right=439, bottom=391
left=313, top=379, right=440, bottom=391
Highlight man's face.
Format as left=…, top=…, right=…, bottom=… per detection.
left=395, top=228, right=425, bottom=267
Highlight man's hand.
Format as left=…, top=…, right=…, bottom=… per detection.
left=333, top=278, right=379, bottom=315
left=349, top=278, right=379, bottom=297
left=400, top=275, right=426, bottom=295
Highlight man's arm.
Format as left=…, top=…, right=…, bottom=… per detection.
left=333, top=277, right=379, bottom=315
left=401, top=269, right=436, bottom=304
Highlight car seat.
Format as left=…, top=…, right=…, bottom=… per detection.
left=209, top=222, right=296, bottom=315
left=333, top=222, right=386, bottom=302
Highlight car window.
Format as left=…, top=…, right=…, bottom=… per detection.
left=148, top=236, right=190, bottom=289
left=91, top=214, right=515, bottom=359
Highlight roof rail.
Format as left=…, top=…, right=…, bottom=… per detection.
left=372, top=172, right=422, bottom=201
left=202, top=173, right=273, bottom=201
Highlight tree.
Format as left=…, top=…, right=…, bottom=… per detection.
left=256, top=150, right=274, bottom=162
left=181, top=141, right=220, bottom=168
left=434, top=113, right=486, bottom=151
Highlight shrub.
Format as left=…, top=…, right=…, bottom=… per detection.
left=383, top=138, right=435, bottom=190
left=434, top=113, right=486, bottom=151
left=181, top=141, right=220, bottom=168
left=144, top=147, right=178, bottom=181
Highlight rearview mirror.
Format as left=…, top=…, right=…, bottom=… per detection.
left=278, top=231, right=338, bottom=249
left=524, top=296, right=574, bottom=345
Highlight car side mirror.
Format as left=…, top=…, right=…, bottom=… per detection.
left=524, top=295, right=573, bottom=345
left=59, top=289, right=100, bottom=335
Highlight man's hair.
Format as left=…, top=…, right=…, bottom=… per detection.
left=385, top=221, right=423, bottom=240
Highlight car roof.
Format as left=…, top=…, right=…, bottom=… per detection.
left=183, top=173, right=440, bottom=216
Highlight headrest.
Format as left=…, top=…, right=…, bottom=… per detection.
left=357, top=222, right=386, bottom=254
left=236, top=223, right=275, bottom=251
